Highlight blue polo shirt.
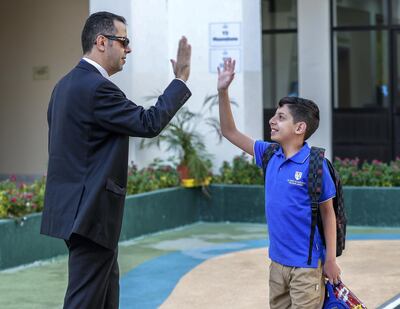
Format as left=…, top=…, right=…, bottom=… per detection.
left=254, top=140, right=336, bottom=268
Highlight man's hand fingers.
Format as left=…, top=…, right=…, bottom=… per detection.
left=170, top=59, right=176, bottom=71
left=177, top=45, right=190, bottom=63
left=180, top=36, right=187, bottom=47
left=174, top=36, right=191, bottom=81
left=177, top=37, right=190, bottom=59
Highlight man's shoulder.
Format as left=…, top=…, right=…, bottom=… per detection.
left=58, top=64, right=108, bottom=89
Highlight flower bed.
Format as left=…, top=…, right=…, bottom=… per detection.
left=1, top=155, right=399, bottom=219
left=1, top=184, right=399, bottom=270
left=0, top=176, right=45, bottom=219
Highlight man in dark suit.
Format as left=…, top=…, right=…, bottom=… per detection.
left=40, top=11, right=191, bottom=308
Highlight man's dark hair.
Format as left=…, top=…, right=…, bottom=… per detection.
left=278, top=96, right=320, bottom=140
left=81, top=11, right=126, bottom=54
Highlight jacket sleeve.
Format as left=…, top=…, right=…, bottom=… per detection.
left=93, top=79, right=191, bottom=137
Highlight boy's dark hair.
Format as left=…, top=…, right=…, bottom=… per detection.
left=81, top=11, right=126, bottom=54
left=278, top=96, right=320, bottom=140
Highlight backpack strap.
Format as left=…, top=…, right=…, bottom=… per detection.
left=262, top=143, right=279, bottom=181
left=307, top=146, right=325, bottom=265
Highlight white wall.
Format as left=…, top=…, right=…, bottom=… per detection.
left=298, top=0, right=333, bottom=159
left=0, top=0, right=89, bottom=175
left=91, top=0, right=264, bottom=171
left=0, top=0, right=271, bottom=176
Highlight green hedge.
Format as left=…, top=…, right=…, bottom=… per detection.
left=1, top=155, right=399, bottom=219
left=1, top=185, right=399, bottom=270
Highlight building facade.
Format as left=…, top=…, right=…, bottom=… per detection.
left=0, top=0, right=397, bottom=179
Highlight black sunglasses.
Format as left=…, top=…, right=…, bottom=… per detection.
left=97, top=34, right=130, bottom=48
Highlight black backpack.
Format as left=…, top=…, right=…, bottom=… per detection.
left=262, top=144, right=347, bottom=265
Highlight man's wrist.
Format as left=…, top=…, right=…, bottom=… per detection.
left=175, top=77, right=187, bottom=84
left=176, top=76, right=188, bottom=82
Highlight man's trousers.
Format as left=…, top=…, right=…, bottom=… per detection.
left=63, top=233, right=119, bottom=309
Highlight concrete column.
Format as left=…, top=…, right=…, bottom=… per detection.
left=242, top=0, right=263, bottom=141
left=90, top=0, right=138, bottom=163
left=298, top=0, right=332, bottom=159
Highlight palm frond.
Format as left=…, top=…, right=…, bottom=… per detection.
left=203, top=93, right=239, bottom=113
left=204, top=117, right=223, bottom=143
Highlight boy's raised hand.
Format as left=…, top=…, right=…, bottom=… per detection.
left=217, top=58, right=236, bottom=91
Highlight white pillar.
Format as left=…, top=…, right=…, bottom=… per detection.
left=298, top=0, right=332, bottom=159
left=242, top=0, right=263, bottom=141
left=90, top=0, right=137, bottom=163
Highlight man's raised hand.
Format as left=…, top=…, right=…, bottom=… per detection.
left=170, top=36, right=191, bottom=82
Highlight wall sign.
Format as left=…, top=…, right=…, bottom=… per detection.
left=209, top=22, right=242, bottom=73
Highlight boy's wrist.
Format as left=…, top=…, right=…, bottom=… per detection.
left=325, top=256, right=336, bottom=263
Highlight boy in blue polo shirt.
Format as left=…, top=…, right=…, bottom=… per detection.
left=217, top=58, right=341, bottom=308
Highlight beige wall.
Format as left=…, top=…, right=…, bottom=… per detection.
left=0, top=0, right=89, bottom=175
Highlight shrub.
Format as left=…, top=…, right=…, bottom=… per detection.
left=0, top=176, right=45, bottom=219
left=212, top=152, right=263, bottom=185
left=333, top=157, right=397, bottom=187
left=126, top=158, right=180, bottom=195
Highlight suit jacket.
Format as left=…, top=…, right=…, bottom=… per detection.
left=40, top=60, right=191, bottom=249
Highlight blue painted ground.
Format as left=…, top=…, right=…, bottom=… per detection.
left=120, top=239, right=268, bottom=308
left=120, top=233, right=400, bottom=309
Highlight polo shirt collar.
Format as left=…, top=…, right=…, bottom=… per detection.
left=276, top=142, right=310, bottom=163
left=289, top=142, right=310, bottom=163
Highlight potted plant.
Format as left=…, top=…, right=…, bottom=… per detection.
left=140, top=107, right=212, bottom=187
left=140, top=93, right=236, bottom=187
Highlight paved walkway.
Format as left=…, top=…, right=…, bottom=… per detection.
left=0, top=223, right=399, bottom=308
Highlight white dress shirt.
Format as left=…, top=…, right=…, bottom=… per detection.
left=82, top=57, right=110, bottom=79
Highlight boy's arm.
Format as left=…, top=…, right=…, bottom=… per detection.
left=218, top=58, right=255, bottom=156
left=320, top=198, right=341, bottom=284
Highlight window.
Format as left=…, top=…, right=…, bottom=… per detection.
left=332, top=0, right=390, bottom=109
left=333, top=0, right=388, bottom=27
left=262, top=0, right=298, bottom=109
left=333, top=30, right=389, bottom=108
left=262, top=0, right=297, bottom=30
left=263, top=34, right=298, bottom=109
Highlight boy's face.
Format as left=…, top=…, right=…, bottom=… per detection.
left=269, top=105, right=305, bottom=143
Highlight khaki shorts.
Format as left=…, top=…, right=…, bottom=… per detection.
left=269, top=260, right=325, bottom=309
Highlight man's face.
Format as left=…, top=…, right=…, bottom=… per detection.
left=268, top=104, right=299, bottom=143
left=104, top=20, right=132, bottom=75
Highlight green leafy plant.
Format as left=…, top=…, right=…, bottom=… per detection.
left=333, top=157, right=398, bottom=187
left=0, top=176, right=46, bottom=219
left=140, top=107, right=212, bottom=182
left=140, top=93, right=235, bottom=183
left=391, top=157, right=400, bottom=186
left=212, top=152, right=264, bottom=185
left=126, top=158, right=180, bottom=195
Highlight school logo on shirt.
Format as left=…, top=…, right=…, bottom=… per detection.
left=287, top=171, right=306, bottom=186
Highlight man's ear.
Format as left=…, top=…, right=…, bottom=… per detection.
left=295, top=122, right=307, bottom=135
left=94, top=35, right=106, bottom=52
